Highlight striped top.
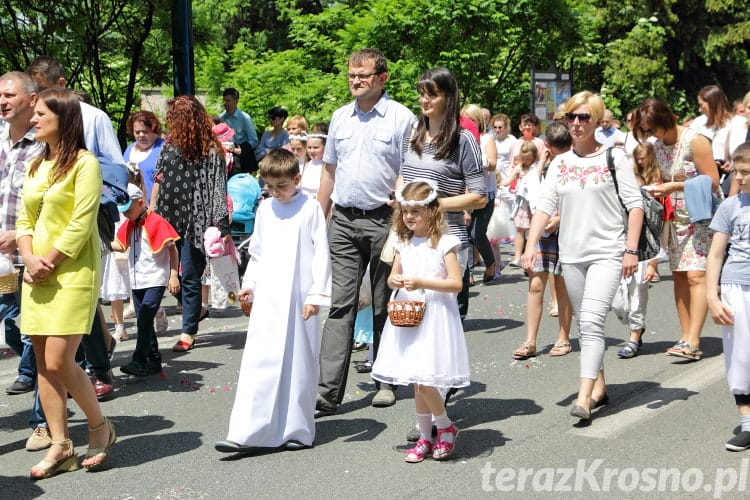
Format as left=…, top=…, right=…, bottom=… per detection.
left=400, top=128, right=486, bottom=244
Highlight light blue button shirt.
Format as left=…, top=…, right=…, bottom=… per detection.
left=80, top=101, right=124, bottom=163
left=323, top=92, right=415, bottom=210
left=220, top=109, right=259, bottom=148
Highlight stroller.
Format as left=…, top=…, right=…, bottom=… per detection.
left=227, top=173, right=262, bottom=276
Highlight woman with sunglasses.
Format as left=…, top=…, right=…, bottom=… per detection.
left=522, top=91, right=644, bottom=421
left=631, top=98, right=717, bottom=361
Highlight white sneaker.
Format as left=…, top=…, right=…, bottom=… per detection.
left=155, top=307, right=168, bottom=334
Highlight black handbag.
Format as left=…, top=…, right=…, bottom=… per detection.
left=606, top=148, right=663, bottom=261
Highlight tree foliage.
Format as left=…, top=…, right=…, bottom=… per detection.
left=1, top=0, right=748, bottom=141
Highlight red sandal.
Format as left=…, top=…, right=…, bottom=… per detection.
left=172, top=338, right=195, bottom=352
left=404, top=438, right=433, bottom=463
left=433, top=423, right=459, bottom=460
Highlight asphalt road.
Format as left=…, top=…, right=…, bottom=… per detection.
left=0, top=248, right=747, bottom=499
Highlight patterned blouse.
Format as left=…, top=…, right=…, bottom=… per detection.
left=154, top=142, right=230, bottom=251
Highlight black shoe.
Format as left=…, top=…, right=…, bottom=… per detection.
left=285, top=440, right=310, bottom=451
left=354, top=360, right=372, bottom=373
left=444, top=387, right=459, bottom=407
left=215, top=440, right=253, bottom=453
left=6, top=378, right=34, bottom=395
left=726, top=431, right=750, bottom=451
left=315, top=394, right=337, bottom=418
left=120, top=360, right=161, bottom=377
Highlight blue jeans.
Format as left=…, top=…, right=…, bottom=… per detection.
left=179, top=238, right=207, bottom=336
left=0, top=287, right=36, bottom=384
left=132, top=286, right=165, bottom=363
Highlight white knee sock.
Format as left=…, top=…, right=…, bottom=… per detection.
left=416, top=413, right=432, bottom=441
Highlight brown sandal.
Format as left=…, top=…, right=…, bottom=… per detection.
left=512, top=342, right=536, bottom=360
left=549, top=342, right=572, bottom=356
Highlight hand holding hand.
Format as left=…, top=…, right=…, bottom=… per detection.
left=303, top=304, right=319, bottom=320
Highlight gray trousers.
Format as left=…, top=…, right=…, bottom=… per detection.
left=319, top=207, right=394, bottom=404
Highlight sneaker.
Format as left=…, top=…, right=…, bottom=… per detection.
left=91, top=372, right=114, bottom=402
left=154, top=307, right=168, bottom=335
left=6, top=378, right=34, bottom=395
left=372, top=388, right=396, bottom=407
left=25, top=426, right=51, bottom=451
left=120, top=360, right=162, bottom=377
left=726, top=431, right=750, bottom=452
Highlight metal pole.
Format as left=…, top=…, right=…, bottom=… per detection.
left=172, top=0, right=195, bottom=96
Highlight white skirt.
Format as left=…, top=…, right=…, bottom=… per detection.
left=721, top=284, right=750, bottom=395
left=100, top=253, right=130, bottom=301
left=371, top=289, right=470, bottom=389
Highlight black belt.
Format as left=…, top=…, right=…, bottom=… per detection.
left=335, top=204, right=391, bottom=217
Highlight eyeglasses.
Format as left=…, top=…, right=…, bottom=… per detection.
left=347, top=72, right=380, bottom=81
left=564, top=112, right=592, bottom=124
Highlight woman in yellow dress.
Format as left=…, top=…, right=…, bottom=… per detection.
left=17, top=89, right=115, bottom=479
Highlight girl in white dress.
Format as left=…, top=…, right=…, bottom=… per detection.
left=371, top=179, right=470, bottom=463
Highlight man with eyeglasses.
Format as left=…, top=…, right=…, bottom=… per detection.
left=316, top=48, right=415, bottom=415
left=594, top=109, right=626, bottom=148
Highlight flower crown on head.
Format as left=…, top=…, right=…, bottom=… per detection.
left=307, top=133, right=327, bottom=140
left=395, top=178, right=439, bottom=207
left=288, top=132, right=308, bottom=142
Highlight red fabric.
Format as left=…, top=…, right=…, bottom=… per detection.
left=459, top=116, right=480, bottom=142
left=660, top=195, right=674, bottom=221
left=116, top=210, right=180, bottom=254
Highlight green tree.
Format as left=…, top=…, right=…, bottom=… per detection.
left=0, top=0, right=172, bottom=146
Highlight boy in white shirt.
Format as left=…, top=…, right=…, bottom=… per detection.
left=112, top=184, right=180, bottom=376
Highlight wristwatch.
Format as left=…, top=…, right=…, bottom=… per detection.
left=624, top=249, right=639, bottom=256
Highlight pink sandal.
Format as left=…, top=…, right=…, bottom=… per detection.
left=433, top=423, right=459, bottom=460
left=404, top=438, right=433, bottom=463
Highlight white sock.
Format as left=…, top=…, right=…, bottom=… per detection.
left=741, top=415, right=750, bottom=432
left=416, top=413, right=432, bottom=441
left=434, top=413, right=452, bottom=430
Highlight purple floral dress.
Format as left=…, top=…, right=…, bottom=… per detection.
left=654, top=128, right=713, bottom=271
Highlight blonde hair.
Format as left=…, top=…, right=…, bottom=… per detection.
left=518, top=140, right=538, bottom=169
left=564, top=91, right=605, bottom=124
left=392, top=181, right=444, bottom=248
left=286, top=115, right=308, bottom=132
left=632, top=143, right=661, bottom=186
left=462, top=103, right=485, bottom=132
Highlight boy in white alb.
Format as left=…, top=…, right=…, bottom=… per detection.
left=112, top=184, right=180, bottom=377
left=215, top=149, right=331, bottom=453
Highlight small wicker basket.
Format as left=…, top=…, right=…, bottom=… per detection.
left=0, top=269, right=19, bottom=294
left=387, top=289, right=426, bottom=327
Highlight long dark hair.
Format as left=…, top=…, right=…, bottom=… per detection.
left=28, top=89, right=86, bottom=183
left=411, top=67, right=461, bottom=160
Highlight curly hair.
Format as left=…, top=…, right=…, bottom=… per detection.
left=392, top=181, right=445, bottom=248
left=165, top=95, right=222, bottom=163
left=126, top=110, right=162, bottom=137
left=28, top=89, right=86, bottom=183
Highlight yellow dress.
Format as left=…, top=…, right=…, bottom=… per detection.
left=16, top=152, right=102, bottom=335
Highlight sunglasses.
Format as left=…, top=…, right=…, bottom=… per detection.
left=564, top=112, right=592, bottom=124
